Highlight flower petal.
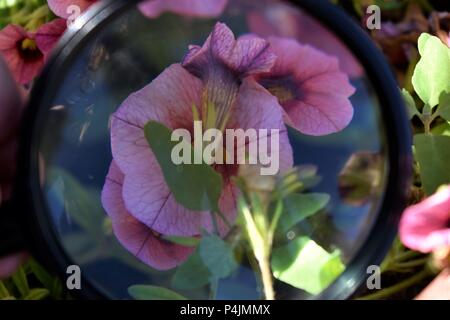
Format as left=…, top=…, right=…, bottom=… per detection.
left=111, top=64, right=202, bottom=175
left=47, top=0, right=95, bottom=19
left=102, top=161, right=194, bottom=270
left=255, top=37, right=355, bottom=136
left=229, top=78, right=294, bottom=174
left=400, top=186, right=450, bottom=253
left=247, top=3, right=363, bottom=78
left=0, top=25, right=43, bottom=84
left=0, top=252, right=28, bottom=279
left=183, top=22, right=276, bottom=79
left=139, top=0, right=228, bottom=19
left=35, top=18, right=67, bottom=57
left=111, top=64, right=209, bottom=236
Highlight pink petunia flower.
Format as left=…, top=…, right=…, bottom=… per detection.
left=252, top=37, right=355, bottom=136
left=102, top=22, right=293, bottom=270
left=400, top=186, right=450, bottom=253
left=246, top=1, right=363, bottom=79
left=48, top=0, right=228, bottom=19
left=0, top=19, right=66, bottom=84
left=47, top=0, right=96, bottom=19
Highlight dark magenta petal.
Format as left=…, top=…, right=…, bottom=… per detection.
left=400, top=186, right=450, bottom=253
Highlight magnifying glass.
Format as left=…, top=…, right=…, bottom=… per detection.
left=1, top=0, right=411, bottom=300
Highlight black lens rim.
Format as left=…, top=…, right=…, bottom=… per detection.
left=17, top=0, right=412, bottom=300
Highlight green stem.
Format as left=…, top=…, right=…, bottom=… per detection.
left=393, top=257, right=429, bottom=269
left=209, top=279, right=218, bottom=300
left=394, top=250, right=423, bottom=263
left=258, top=252, right=275, bottom=300
left=268, top=200, right=283, bottom=239
left=382, top=250, right=423, bottom=272
left=356, top=269, right=431, bottom=300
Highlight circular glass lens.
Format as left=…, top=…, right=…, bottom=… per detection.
left=28, top=0, right=404, bottom=300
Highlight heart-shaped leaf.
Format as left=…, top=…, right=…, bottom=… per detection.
left=145, top=121, right=223, bottom=212
left=271, top=236, right=345, bottom=295
left=172, top=251, right=211, bottom=290
left=277, top=193, right=330, bottom=234
left=199, top=234, right=238, bottom=280
left=412, top=34, right=450, bottom=108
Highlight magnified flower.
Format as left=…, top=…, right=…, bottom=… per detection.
left=0, top=19, right=66, bottom=84
left=253, top=37, right=355, bottom=136
left=103, top=23, right=293, bottom=269
left=139, top=0, right=228, bottom=19
left=400, top=185, right=450, bottom=253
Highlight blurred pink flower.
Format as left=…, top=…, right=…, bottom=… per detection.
left=139, top=0, right=228, bottom=18
left=400, top=186, right=450, bottom=253
left=47, top=0, right=96, bottom=19
left=48, top=0, right=228, bottom=19
left=247, top=1, right=363, bottom=79
left=102, top=23, right=293, bottom=269
left=0, top=19, right=66, bottom=84
left=253, top=37, right=355, bottom=136
left=0, top=253, right=28, bottom=279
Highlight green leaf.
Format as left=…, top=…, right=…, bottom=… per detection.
left=128, top=285, right=187, bottom=300
left=401, top=89, right=419, bottom=120
left=172, top=252, right=211, bottom=290
left=437, top=92, right=450, bottom=122
left=162, top=235, right=200, bottom=247
left=271, top=237, right=345, bottom=295
left=48, top=169, right=105, bottom=239
left=28, top=259, right=64, bottom=299
left=277, top=193, right=330, bottom=234
left=144, top=121, right=223, bottom=211
left=28, top=259, right=53, bottom=290
left=199, top=234, right=238, bottom=280
left=0, top=281, right=10, bottom=299
left=414, top=134, right=450, bottom=195
left=11, top=266, right=29, bottom=297
left=23, top=288, right=50, bottom=300
left=412, top=33, right=450, bottom=108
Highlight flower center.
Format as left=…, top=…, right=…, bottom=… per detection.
left=203, top=68, right=239, bottom=131
left=258, top=75, right=300, bottom=104
left=17, top=38, right=42, bottom=62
